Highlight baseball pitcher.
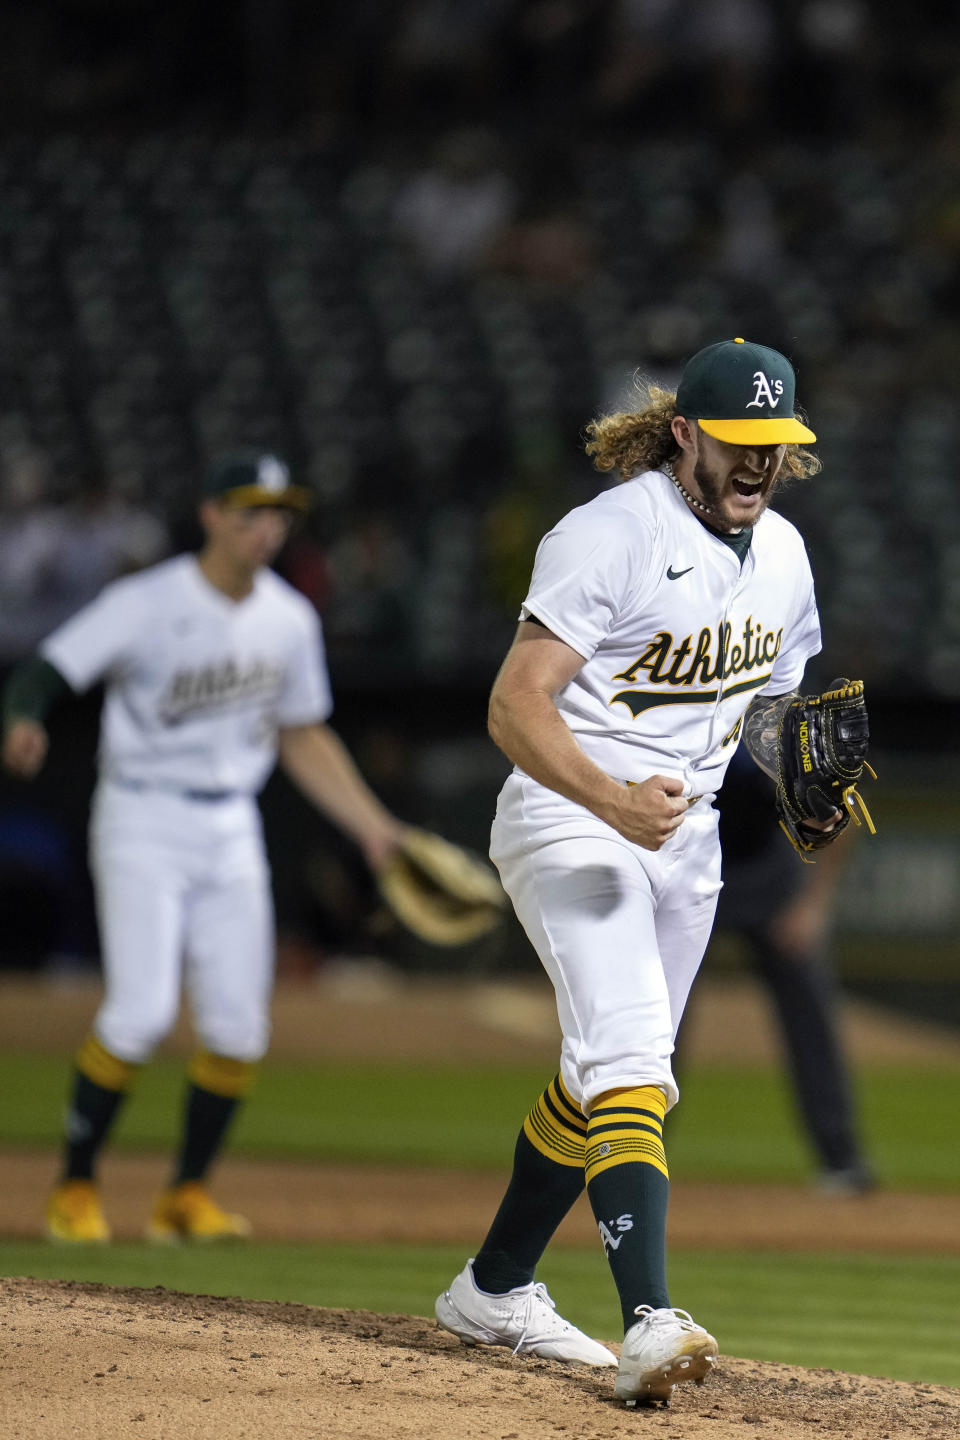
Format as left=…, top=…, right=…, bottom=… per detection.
left=435, top=339, right=874, bottom=1405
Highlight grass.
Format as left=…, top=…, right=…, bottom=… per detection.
left=5, top=1052, right=960, bottom=1189
left=3, top=1240, right=958, bottom=1388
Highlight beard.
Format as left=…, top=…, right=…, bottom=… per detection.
left=691, top=455, right=774, bottom=533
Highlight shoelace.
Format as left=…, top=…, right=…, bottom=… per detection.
left=512, top=1282, right=559, bottom=1355
left=632, top=1304, right=699, bottom=1331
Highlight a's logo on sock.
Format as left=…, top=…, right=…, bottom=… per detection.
left=597, top=1214, right=634, bottom=1252
left=597, top=1142, right=611, bottom=1156
left=64, top=1107, right=93, bottom=1143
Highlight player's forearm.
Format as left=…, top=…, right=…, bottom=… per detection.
left=488, top=686, right=624, bottom=817
left=278, top=724, right=404, bottom=869
left=742, top=691, right=798, bottom=780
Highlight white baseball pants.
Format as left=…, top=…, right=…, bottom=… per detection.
left=88, top=780, right=274, bottom=1065
left=490, top=772, right=722, bottom=1113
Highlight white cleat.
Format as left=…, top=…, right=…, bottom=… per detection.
left=614, top=1305, right=718, bottom=1406
left=435, top=1259, right=618, bottom=1368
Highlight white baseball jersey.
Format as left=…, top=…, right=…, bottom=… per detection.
left=41, top=554, right=332, bottom=795
left=519, top=468, right=821, bottom=797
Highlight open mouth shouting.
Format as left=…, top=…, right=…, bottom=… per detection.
left=672, top=427, right=789, bottom=534
left=686, top=452, right=784, bottom=533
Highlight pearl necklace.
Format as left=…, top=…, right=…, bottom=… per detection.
left=666, top=468, right=713, bottom=514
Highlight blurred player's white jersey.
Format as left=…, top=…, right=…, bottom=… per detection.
left=41, top=554, right=332, bottom=794
left=519, top=469, right=821, bottom=797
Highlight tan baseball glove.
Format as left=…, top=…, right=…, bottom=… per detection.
left=378, top=828, right=508, bottom=946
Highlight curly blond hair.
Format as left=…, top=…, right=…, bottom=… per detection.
left=583, top=381, right=821, bottom=484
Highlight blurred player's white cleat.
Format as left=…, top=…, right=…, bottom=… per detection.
left=614, top=1305, right=718, bottom=1405
left=435, top=1259, right=617, bottom=1367
left=815, top=1164, right=877, bottom=1197
left=146, top=1182, right=252, bottom=1242
left=46, top=1179, right=111, bottom=1244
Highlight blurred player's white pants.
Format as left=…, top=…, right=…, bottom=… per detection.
left=491, top=773, right=722, bottom=1114
left=88, top=780, right=274, bottom=1064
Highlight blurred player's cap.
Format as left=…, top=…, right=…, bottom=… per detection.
left=675, top=338, right=816, bottom=445
left=204, top=451, right=312, bottom=510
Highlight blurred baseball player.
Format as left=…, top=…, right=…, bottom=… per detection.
left=436, top=339, right=854, bottom=1404
left=2, top=452, right=406, bottom=1243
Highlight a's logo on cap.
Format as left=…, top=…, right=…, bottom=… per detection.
left=746, top=371, right=784, bottom=410
left=256, top=455, right=290, bottom=492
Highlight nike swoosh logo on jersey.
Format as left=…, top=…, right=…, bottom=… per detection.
left=666, top=564, right=694, bottom=580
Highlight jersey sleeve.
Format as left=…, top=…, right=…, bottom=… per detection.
left=759, top=550, right=822, bottom=696
left=520, top=507, right=649, bottom=660
left=39, top=579, right=145, bottom=693
left=277, top=603, right=334, bottom=726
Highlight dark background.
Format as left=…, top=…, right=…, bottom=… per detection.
left=1, top=2, right=958, bottom=1018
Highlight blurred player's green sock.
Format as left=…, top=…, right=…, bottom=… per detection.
left=472, top=1074, right=586, bottom=1294
left=584, top=1085, right=671, bottom=1330
left=63, top=1071, right=129, bottom=1180
left=63, top=1034, right=137, bottom=1180
left=173, top=1052, right=255, bottom=1184
left=174, top=1083, right=241, bottom=1183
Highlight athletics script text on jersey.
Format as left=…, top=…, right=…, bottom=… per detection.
left=159, top=657, right=286, bottom=725
left=609, top=616, right=783, bottom=717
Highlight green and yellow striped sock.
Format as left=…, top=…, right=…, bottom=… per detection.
left=585, top=1084, right=671, bottom=1329
left=174, top=1052, right=256, bottom=1184
left=63, top=1034, right=138, bottom=1181
left=472, top=1074, right=587, bottom=1294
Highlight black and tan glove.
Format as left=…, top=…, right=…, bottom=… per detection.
left=775, top=678, right=877, bottom=861
left=378, top=828, right=508, bottom=945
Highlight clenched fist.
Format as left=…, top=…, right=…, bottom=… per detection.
left=597, top=774, right=693, bottom=850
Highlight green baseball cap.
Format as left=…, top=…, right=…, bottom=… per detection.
left=675, top=337, right=816, bottom=445
left=203, top=451, right=312, bottom=510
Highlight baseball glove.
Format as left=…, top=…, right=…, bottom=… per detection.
left=378, top=828, right=508, bottom=946
left=775, top=677, right=877, bottom=861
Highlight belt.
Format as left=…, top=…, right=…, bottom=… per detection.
left=109, top=777, right=240, bottom=803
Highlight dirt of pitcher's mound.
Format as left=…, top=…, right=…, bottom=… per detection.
left=4, top=1278, right=959, bottom=1440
